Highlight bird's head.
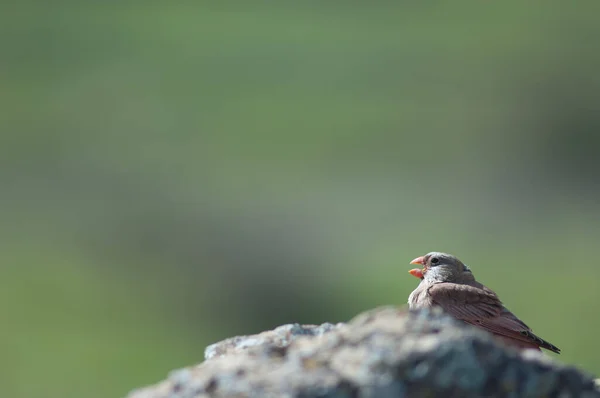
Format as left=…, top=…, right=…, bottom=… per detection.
left=409, top=251, right=472, bottom=283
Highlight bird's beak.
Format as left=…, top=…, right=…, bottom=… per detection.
left=409, top=256, right=426, bottom=279
left=410, top=256, right=425, bottom=265
left=408, top=268, right=424, bottom=279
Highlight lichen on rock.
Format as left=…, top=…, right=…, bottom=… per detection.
left=127, top=306, right=600, bottom=398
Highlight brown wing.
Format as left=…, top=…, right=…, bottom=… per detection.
left=428, top=283, right=560, bottom=354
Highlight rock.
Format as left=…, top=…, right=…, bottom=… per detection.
left=127, top=306, right=600, bottom=398
left=204, top=322, right=344, bottom=360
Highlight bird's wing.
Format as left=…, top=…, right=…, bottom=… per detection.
left=427, top=282, right=504, bottom=320
left=427, top=282, right=560, bottom=353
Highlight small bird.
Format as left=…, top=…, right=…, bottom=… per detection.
left=407, top=252, right=560, bottom=354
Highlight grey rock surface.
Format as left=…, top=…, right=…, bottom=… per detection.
left=127, top=306, right=600, bottom=398
left=204, top=322, right=344, bottom=360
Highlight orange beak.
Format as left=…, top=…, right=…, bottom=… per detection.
left=410, top=256, right=425, bottom=265
left=408, top=268, right=424, bottom=278
left=409, top=256, right=426, bottom=279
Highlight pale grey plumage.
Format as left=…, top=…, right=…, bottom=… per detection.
left=408, top=252, right=560, bottom=354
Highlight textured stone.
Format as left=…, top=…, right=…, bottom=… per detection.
left=127, top=306, right=600, bottom=398
left=204, top=322, right=344, bottom=360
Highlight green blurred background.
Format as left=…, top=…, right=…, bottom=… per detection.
left=2, top=2, right=600, bottom=397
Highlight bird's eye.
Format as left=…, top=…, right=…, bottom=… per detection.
left=430, top=257, right=439, bottom=265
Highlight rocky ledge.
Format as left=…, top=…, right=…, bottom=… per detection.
left=127, top=306, right=599, bottom=398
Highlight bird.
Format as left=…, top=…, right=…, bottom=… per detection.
left=407, top=251, right=560, bottom=354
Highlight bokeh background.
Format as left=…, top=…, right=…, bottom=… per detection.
left=2, top=2, right=600, bottom=397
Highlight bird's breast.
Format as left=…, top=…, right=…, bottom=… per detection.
left=408, top=284, right=433, bottom=309
left=408, top=288, right=423, bottom=309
